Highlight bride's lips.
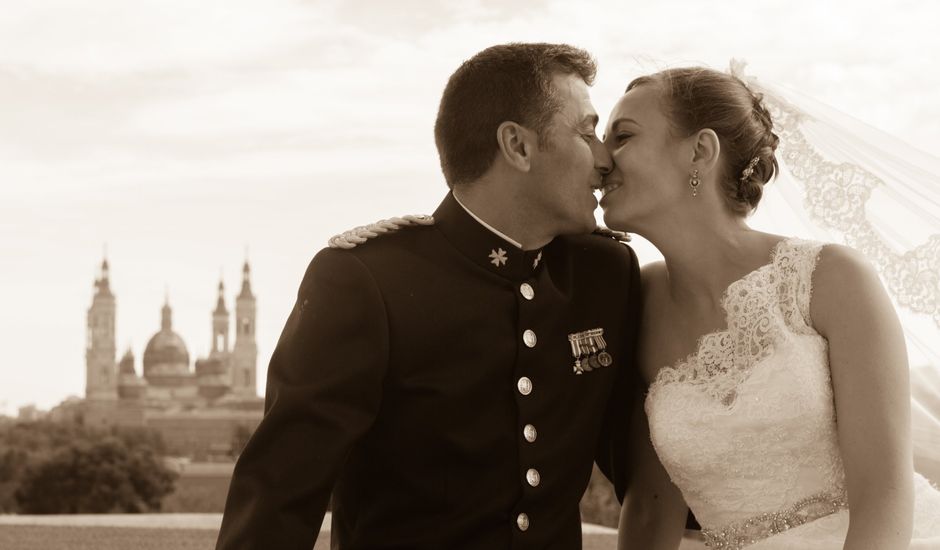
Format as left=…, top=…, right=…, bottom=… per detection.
left=601, top=182, right=621, bottom=195
left=599, top=181, right=623, bottom=204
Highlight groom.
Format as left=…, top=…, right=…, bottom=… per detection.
left=216, top=43, right=642, bottom=550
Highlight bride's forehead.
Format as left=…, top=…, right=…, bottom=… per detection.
left=615, top=85, right=660, bottom=114
left=607, top=85, right=665, bottom=130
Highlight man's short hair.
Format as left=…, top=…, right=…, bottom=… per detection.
left=434, top=43, right=597, bottom=187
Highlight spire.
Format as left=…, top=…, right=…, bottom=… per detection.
left=101, top=244, right=109, bottom=280
left=96, top=250, right=112, bottom=296
left=214, top=278, right=228, bottom=314
left=239, top=257, right=253, bottom=299
left=161, top=292, right=172, bottom=331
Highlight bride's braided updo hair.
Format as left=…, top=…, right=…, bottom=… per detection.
left=628, top=67, right=780, bottom=215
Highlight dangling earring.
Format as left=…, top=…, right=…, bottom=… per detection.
left=689, top=169, right=700, bottom=197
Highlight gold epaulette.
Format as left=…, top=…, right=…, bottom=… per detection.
left=328, top=215, right=435, bottom=249
left=592, top=226, right=632, bottom=243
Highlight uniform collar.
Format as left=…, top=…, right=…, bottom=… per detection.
left=453, top=194, right=523, bottom=249
left=434, top=192, right=546, bottom=281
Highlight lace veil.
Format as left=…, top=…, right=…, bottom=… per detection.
left=732, top=61, right=940, bottom=484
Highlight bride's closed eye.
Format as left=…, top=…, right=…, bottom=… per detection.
left=612, top=133, right=633, bottom=146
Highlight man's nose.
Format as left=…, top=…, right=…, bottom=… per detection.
left=593, top=140, right=612, bottom=176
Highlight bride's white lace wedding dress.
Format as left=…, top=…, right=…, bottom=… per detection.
left=646, top=237, right=940, bottom=549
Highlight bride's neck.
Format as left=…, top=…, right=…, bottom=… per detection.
left=644, top=217, right=765, bottom=306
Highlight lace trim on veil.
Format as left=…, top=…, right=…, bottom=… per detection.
left=733, top=63, right=940, bottom=328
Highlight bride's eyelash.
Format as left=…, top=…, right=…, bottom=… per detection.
left=615, top=133, right=633, bottom=144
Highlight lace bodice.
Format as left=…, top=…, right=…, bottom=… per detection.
left=645, top=238, right=849, bottom=544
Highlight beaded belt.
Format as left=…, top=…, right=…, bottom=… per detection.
left=701, top=488, right=848, bottom=549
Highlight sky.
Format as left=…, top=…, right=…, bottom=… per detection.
left=2, top=0, right=939, bottom=414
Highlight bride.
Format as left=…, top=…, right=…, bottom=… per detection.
left=601, top=66, right=940, bottom=549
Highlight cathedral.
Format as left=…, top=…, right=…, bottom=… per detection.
left=66, top=256, right=264, bottom=458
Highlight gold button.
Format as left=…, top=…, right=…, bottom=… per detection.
left=516, top=512, right=530, bottom=531
left=523, top=424, right=537, bottom=443
left=526, top=468, right=541, bottom=487
left=523, top=330, right=537, bottom=348
left=517, top=377, right=532, bottom=396
left=520, top=283, right=534, bottom=300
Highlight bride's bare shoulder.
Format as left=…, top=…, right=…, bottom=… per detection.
left=639, top=260, right=670, bottom=318
left=813, top=243, right=878, bottom=290
left=640, top=260, right=667, bottom=290
left=810, top=244, right=887, bottom=332
left=637, top=261, right=673, bottom=384
left=639, top=260, right=668, bottom=304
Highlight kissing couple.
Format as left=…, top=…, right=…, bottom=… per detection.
left=216, top=43, right=940, bottom=549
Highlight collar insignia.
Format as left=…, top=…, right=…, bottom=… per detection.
left=532, top=251, right=543, bottom=269
left=488, top=248, right=508, bottom=267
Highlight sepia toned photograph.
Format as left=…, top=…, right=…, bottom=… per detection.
left=1, top=1, right=939, bottom=549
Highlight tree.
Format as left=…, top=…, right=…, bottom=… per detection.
left=14, top=437, right=177, bottom=514
left=109, top=424, right=167, bottom=455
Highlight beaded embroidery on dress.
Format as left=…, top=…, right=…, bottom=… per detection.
left=645, top=238, right=940, bottom=549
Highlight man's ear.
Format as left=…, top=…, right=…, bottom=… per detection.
left=690, top=128, right=721, bottom=173
left=496, top=121, right=533, bottom=173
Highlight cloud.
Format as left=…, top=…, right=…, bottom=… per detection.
left=0, top=0, right=326, bottom=75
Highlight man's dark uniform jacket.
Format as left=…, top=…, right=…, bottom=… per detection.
left=216, top=192, right=642, bottom=550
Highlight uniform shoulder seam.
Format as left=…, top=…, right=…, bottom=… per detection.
left=328, top=214, right=434, bottom=249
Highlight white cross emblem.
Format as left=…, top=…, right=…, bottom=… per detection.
left=489, top=248, right=508, bottom=267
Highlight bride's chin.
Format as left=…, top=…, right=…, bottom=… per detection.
left=601, top=210, right=632, bottom=232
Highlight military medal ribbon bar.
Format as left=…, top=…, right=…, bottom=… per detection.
left=567, top=328, right=612, bottom=375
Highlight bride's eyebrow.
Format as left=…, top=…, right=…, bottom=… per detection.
left=610, top=117, right=641, bottom=131
left=603, top=118, right=640, bottom=141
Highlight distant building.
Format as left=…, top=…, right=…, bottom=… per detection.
left=17, top=405, right=42, bottom=422
left=53, top=256, right=264, bottom=459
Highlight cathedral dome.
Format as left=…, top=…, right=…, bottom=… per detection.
left=143, top=331, right=190, bottom=371
left=142, top=299, right=191, bottom=384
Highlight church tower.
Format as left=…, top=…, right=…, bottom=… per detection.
left=211, top=279, right=229, bottom=358
left=86, top=256, right=117, bottom=399
left=232, top=259, right=257, bottom=395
